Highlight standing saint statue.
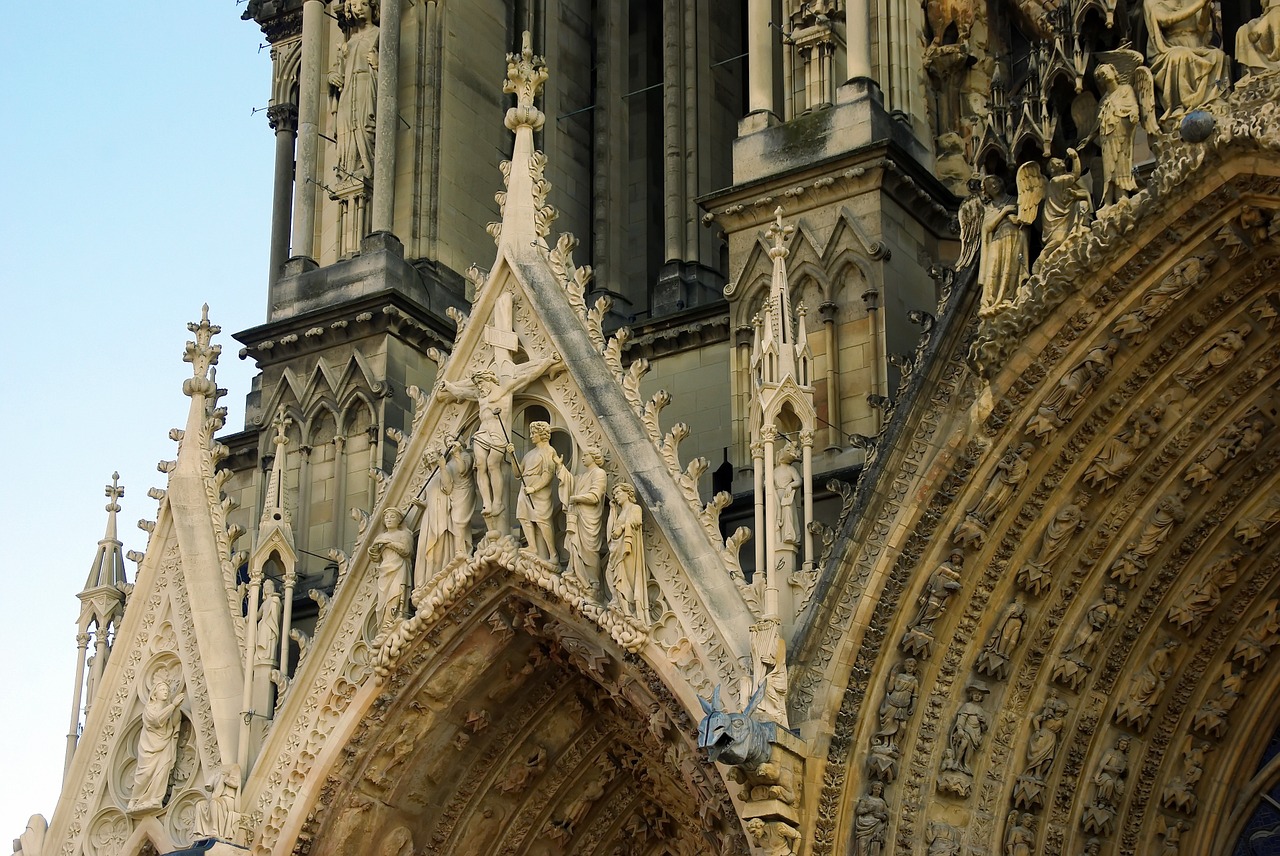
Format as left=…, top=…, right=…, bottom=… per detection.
left=605, top=483, right=648, bottom=624
left=978, top=175, right=1029, bottom=317
left=1041, top=151, right=1093, bottom=255
left=516, top=421, right=558, bottom=561
left=128, top=681, right=186, bottom=813
left=329, top=0, right=379, bottom=182
left=255, top=578, right=282, bottom=667
left=437, top=352, right=561, bottom=534
left=559, top=448, right=607, bottom=594
left=368, top=507, right=413, bottom=627
left=413, top=448, right=450, bottom=586
left=774, top=443, right=803, bottom=550
left=852, top=783, right=889, bottom=856
left=443, top=440, right=476, bottom=558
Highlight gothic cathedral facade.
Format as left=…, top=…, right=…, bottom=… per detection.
left=16, top=1, right=1280, bottom=855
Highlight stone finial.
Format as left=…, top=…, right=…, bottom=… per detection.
left=503, top=31, right=548, bottom=132
left=765, top=206, right=795, bottom=262
left=183, top=304, right=222, bottom=397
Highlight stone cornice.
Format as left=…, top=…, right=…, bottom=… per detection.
left=699, top=141, right=958, bottom=240
left=234, top=291, right=455, bottom=368
left=619, top=301, right=730, bottom=361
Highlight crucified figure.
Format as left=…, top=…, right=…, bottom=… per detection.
left=438, top=353, right=560, bottom=532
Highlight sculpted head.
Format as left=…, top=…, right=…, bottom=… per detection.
left=1096, top=63, right=1118, bottom=90
left=613, top=482, right=636, bottom=504
left=383, top=507, right=405, bottom=528
left=583, top=447, right=604, bottom=467
left=982, top=174, right=1005, bottom=200
left=529, top=421, right=552, bottom=443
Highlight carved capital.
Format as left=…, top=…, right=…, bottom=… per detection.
left=267, top=103, right=298, bottom=132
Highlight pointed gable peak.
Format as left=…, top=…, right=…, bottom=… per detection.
left=486, top=32, right=558, bottom=251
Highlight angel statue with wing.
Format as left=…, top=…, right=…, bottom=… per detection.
left=1014, top=151, right=1094, bottom=265
left=1088, top=51, right=1158, bottom=210
left=973, top=174, right=1031, bottom=317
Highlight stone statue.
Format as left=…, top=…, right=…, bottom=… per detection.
left=1115, top=638, right=1180, bottom=729
left=902, top=552, right=963, bottom=656
left=873, top=658, right=920, bottom=753
left=438, top=352, right=560, bottom=532
left=978, top=175, right=1030, bottom=317
left=558, top=448, right=607, bottom=594
left=1004, top=811, right=1035, bottom=856
left=852, top=783, right=889, bottom=856
left=329, top=0, right=379, bottom=182
left=956, top=444, right=1033, bottom=544
left=1232, top=599, right=1280, bottom=671
left=414, top=448, right=450, bottom=586
left=1167, top=549, right=1244, bottom=632
left=1023, top=694, right=1068, bottom=781
left=956, top=176, right=984, bottom=270
left=1184, top=417, right=1265, bottom=492
left=193, top=764, right=241, bottom=840
left=943, top=685, right=990, bottom=776
left=1114, top=255, right=1216, bottom=343
left=1082, top=735, right=1130, bottom=834
left=749, top=619, right=790, bottom=728
left=495, top=746, right=548, bottom=794
left=1018, top=494, right=1087, bottom=594
left=1030, top=340, right=1119, bottom=437
left=1084, top=405, right=1163, bottom=489
left=1053, top=585, right=1123, bottom=689
left=516, top=421, right=557, bottom=561
left=926, top=821, right=962, bottom=855
left=1144, top=0, right=1229, bottom=118
left=605, top=483, right=648, bottom=624
left=1091, top=56, right=1157, bottom=208
left=774, top=443, right=802, bottom=548
left=128, top=681, right=186, bottom=812
left=1176, top=324, right=1251, bottom=390
left=1110, top=487, right=1190, bottom=586
left=255, top=578, right=282, bottom=666
left=977, top=597, right=1027, bottom=679
left=1237, top=0, right=1280, bottom=79
left=1161, top=735, right=1210, bottom=814
left=1193, top=664, right=1246, bottom=737
left=443, top=440, right=476, bottom=558
left=1013, top=693, right=1069, bottom=808
left=745, top=818, right=801, bottom=856
left=368, top=507, right=413, bottom=627
left=1160, top=819, right=1191, bottom=855
left=1041, top=151, right=1093, bottom=255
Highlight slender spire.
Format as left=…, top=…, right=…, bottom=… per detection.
left=260, top=407, right=293, bottom=527
left=84, top=473, right=128, bottom=591
left=487, top=32, right=557, bottom=249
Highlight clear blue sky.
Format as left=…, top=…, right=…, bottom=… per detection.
left=0, top=4, right=271, bottom=838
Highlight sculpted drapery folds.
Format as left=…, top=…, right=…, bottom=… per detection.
left=329, top=0, right=379, bottom=182
left=368, top=507, right=413, bottom=628
left=1143, top=0, right=1229, bottom=118
left=413, top=447, right=450, bottom=586
left=977, top=175, right=1029, bottom=317
left=127, top=681, right=186, bottom=813
left=774, top=443, right=802, bottom=548
left=1084, top=405, right=1163, bottom=489
left=1237, top=0, right=1280, bottom=77
left=559, top=448, right=607, bottom=594
left=516, top=421, right=557, bottom=561
left=443, top=440, right=476, bottom=558
left=255, top=578, right=282, bottom=666
left=852, top=783, right=889, bottom=856
left=437, top=352, right=561, bottom=532
left=605, top=482, right=648, bottom=624
left=1093, top=59, right=1156, bottom=208
left=1041, top=151, right=1094, bottom=255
